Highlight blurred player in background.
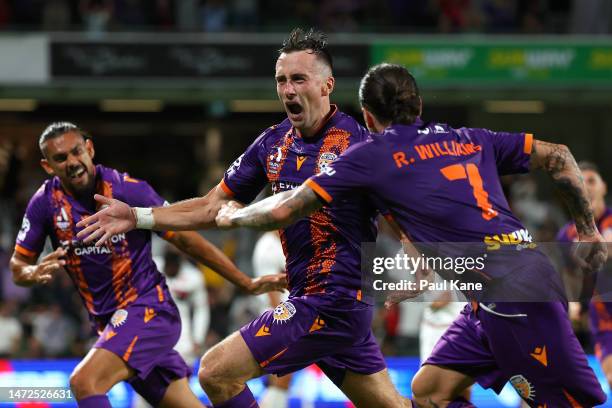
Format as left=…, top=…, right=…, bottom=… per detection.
left=557, top=161, right=612, bottom=389
left=214, top=63, right=608, bottom=407
left=157, top=246, right=209, bottom=367
left=134, top=245, right=210, bottom=408
left=78, top=29, right=410, bottom=408
left=419, top=293, right=465, bottom=364
left=10, top=122, right=285, bottom=408
left=251, top=231, right=291, bottom=408
left=419, top=292, right=471, bottom=403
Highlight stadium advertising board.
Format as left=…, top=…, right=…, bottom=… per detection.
left=50, top=42, right=368, bottom=79
left=372, top=40, right=612, bottom=86
left=0, top=357, right=609, bottom=407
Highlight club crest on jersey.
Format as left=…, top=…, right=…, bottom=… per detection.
left=272, top=301, right=296, bottom=324
left=318, top=152, right=337, bottom=173
left=268, top=147, right=284, bottom=174
left=56, top=208, right=70, bottom=230
left=110, top=309, right=128, bottom=327
left=510, top=375, right=535, bottom=401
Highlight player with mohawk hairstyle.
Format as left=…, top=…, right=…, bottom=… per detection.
left=78, top=28, right=410, bottom=407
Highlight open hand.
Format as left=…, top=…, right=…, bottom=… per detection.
left=76, top=194, right=136, bottom=246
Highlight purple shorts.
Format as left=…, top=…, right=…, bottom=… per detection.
left=425, top=302, right=606, bottom=407
left=94, top=284, right=191, bottom=406
left=240, top=294, right=386, bottom=387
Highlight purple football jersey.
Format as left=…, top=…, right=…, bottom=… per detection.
left=15, top=165, right=173, bottom=319
left=222, top=106, right=377, bottom=303
left=309, top=119, right=533, bottom=245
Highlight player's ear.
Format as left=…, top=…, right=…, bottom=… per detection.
left=322, top=76, right=335, bottom=97
left=362, top=108, right=376, bottom=132
left=40, top=159, right=54, bottom=176
left=85, top=138, right=95, bottom=160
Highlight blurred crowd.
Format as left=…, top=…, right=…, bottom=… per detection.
left=0, top=0, right=610, bottom=34
left=0, top=133, right=595, bottom=360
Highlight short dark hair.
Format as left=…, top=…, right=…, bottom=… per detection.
left=359, top=63, right=421, bottom=125
left=578, top=161, right=600, bottom=174
left=279, top=28, right=333, bottom=72
left=39, top=122, right=90, bottom=156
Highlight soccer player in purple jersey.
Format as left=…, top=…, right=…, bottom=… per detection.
left=557, top=161, right=612, bottom=390
left=76, top=30, right=409, bottom=408
left=10, top=122, right=285, bottom=408
left=213, top=64, right=609, bottom=407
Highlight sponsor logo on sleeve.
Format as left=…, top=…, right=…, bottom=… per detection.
left=17, top=217, right=31, bottom=242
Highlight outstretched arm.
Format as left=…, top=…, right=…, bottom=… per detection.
left=216, top=184, right=323, bottom=231
left=77, top=184, right=231, bottom=246
left=165, top=230, right=286, bottom=294
left=530, top=139, right=607, bottom=270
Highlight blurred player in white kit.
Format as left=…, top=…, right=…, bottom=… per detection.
left=134, top=245, right=209, bottom=407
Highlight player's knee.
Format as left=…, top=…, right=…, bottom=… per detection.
left=411, top=369, right=445, bottom=405
left=198, top=353, right=228, bottom=392
left=69, top=368, right=96, bottom=400
left=410, top=370, right=432, bottom=400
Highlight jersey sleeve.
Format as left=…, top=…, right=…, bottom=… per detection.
left=306, top=141, right=374, bottom=204
left=475, top=129, right=533, bottom=175
left=221, top=129, right=270, bottom=204
left=120, top=176, right=174, bottom=239
left=15, top=186, right=49, bottom=258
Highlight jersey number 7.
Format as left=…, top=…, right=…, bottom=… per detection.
left=440, top=163, right=498, bottom=221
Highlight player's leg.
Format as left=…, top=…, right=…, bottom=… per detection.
left=157, top=377, right=205, bottom=408
left=410, top=304, right=499, bottom=407
left=259, top=374, right=292, bottom=408
left=338, top=368, right=411, bottom=408
left=198, top=331, right=264, bottom=406
left=411, top=365, right=475, bottom=407
left=69, top=347, right=134, bottom=406
left=130, top=349, right=203, bottom=408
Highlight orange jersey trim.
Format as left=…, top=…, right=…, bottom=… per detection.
left=122, top=335, right=139, bottom=362
left=156, top=284, right=165, bottom=302
left=15, top=244, right=37, bottom=258
left=305, top=179, right=332, bottom=204
left=259, top=347, right=288, bottom=368
left=524, top=133, right=534, bottom=155
left=218, top=179, right=235, bottom=198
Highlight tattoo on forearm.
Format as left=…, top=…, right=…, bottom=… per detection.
left=533, top=141, right=595, bottom=235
